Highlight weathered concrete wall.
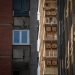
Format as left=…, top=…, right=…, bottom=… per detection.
left=30, top=0, right=38, bottom=75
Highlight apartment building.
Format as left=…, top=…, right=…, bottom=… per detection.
left=0, top=0, right=38, bottom=75
left=39, top=0, right=58, bottom=75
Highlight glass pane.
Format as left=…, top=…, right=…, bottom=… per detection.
left=14, top=31, right=20, bottom=43
left=22, top=31, right=27, bottom=43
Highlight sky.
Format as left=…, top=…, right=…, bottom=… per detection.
left=37, top=0, right=40, bottom=75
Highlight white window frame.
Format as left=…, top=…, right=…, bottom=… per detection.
left=13, top=30, right=30, bottom=45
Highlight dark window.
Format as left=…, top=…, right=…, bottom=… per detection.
left=13, top=0, right=30, bottom=16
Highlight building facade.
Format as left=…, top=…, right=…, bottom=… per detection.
left=39, top=0, right=58, bottom=75
left=55, top=0, right=75, bottom=75
left=0, top=0, right=38, bottom=75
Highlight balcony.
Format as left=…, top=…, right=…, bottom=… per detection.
left=13, top=45, right=31, bottom=64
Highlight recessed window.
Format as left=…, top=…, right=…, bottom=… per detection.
left=52, top=43, right=57, bottom=49
left=13, top=30, right=30, bottom=45
left=45, top=43, right=51, bottom=49
left=52, top=60, right=57, bottom=65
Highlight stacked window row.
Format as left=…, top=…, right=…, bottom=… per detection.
left=13, top=0, right=30, bottom=61
left=44, top=0, right=58, bottom=67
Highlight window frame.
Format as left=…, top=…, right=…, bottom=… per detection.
left=13, top=30, right=30, bottom=45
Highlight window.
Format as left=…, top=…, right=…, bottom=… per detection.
left=46, top=26, right=51, bottom=32
left=46, top=60, right=51, bottom=66
left=13, top=30, right=30, bottom=45
left=45, top=17, right=52, bottom=24
left=52, top=60, right=57, bottom=65
left=13, top=0, right=30, bottom=16
left=45, top=43, right=51, bottom=49
left=52, top=27, right=57, bottom=32
left=52, top=43, right=57, bottom=49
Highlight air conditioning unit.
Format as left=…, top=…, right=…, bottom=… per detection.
left=13, top=30, right=30, bottom=45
